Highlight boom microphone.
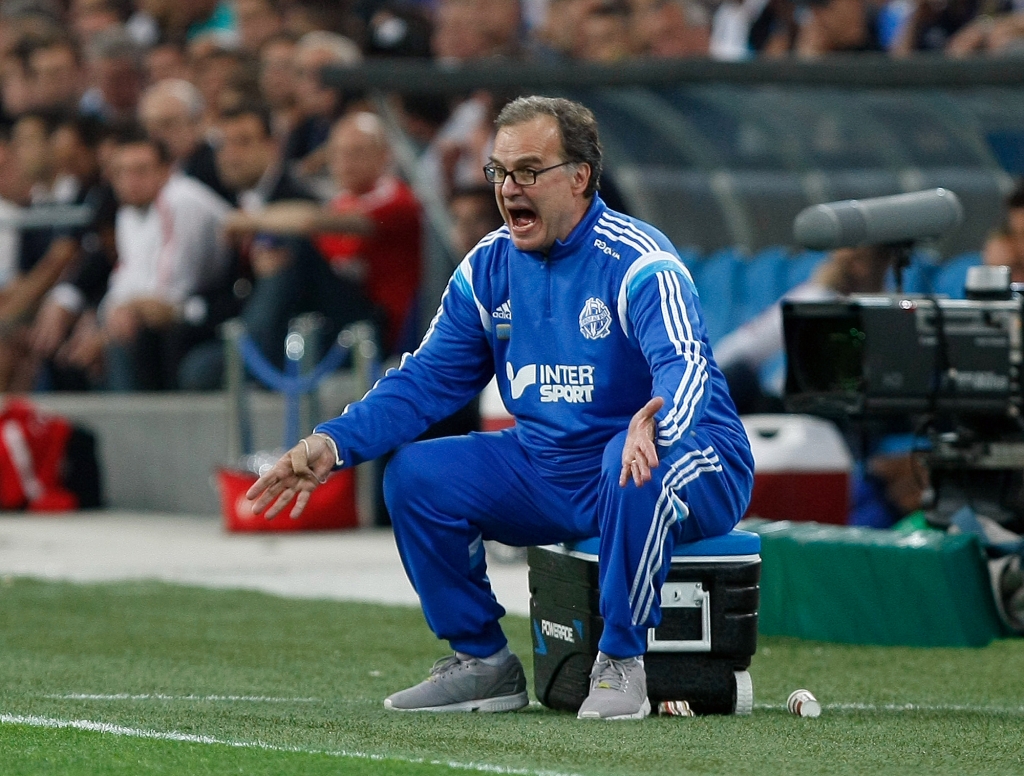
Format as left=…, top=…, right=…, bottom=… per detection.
left=793, top=188, right=964, bottom=250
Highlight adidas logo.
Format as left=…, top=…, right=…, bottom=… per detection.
left=492, top=300, right=512, bottom=320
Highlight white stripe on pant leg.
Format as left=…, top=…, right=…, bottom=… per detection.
left=634, top=460, right=721, bottom=626
left=631, top=455, right=720, bottom=625
left=627, top=449, right=714, bottom=614
left=626, top=447, right=712, bottom=606
left=628, top=449, right=718, bottom=622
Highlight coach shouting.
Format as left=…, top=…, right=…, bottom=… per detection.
left=247, top=96, right=754, bottom=720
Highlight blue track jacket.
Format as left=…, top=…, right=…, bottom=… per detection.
left=316, top=195, right=751, bottom=483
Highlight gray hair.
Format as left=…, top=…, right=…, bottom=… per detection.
left=295, top=31, right=362, bottom=65
left=141, top=79, right=205, bottom=121
left=495, top=96, right=603, bottom=199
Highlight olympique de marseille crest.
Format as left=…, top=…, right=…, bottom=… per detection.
left=579, top=297, right=612, bottom=340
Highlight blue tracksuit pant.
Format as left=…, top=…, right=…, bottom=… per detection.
left=383, top=427, right=750, bottom=659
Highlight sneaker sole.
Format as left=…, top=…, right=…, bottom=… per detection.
left=384, top=691, right=529, bottom=713
left=577, top=697, right=652, bottom=721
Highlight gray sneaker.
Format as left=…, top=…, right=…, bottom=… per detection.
left=383, top=653, right=529, bottom=712
left=577, top=654, right=651, bottom=720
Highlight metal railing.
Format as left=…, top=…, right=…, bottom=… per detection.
left=222, top=316, right=381, bottom=527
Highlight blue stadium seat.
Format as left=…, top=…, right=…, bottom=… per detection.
left=692, top=248, right=744, bottom=343
left=734, top=247, right=789, bottom=328
left=896, top=253, right=941, bottom=295
left=933, top=252, right=982, bottom=298
left=784, top=250, right=827, bottom=290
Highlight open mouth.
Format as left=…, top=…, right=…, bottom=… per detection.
left=507, top=206, right=537, bottom=230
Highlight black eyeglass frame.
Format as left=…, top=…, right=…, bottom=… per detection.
left=482, top=161, right=574, bottom=186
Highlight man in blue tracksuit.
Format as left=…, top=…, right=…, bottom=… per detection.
left=248, top=96, right=754, bottom=720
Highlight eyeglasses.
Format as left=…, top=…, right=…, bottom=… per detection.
left=483, top=161, right=573, bottom=186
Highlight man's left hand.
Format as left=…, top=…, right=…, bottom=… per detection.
left=620, top=396, right=664, bottom=488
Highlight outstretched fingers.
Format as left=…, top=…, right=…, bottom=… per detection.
left=619, top=396, right=665, bottom=488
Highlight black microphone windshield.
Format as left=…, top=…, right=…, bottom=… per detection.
left=793, top=188, right=964, bottom=250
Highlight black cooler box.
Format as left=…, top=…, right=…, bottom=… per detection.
left=528, top=529, right=761, bottom=715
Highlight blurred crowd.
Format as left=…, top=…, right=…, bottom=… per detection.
left=0, top=0, right=1021, bottom=394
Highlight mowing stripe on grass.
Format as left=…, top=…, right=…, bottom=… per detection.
left=0, top=714, right=583, bottom=776
left=754, top=702, right=1024, bottom=714
left=43, top=694, right=321, bottom=703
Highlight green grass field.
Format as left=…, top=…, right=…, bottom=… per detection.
left=2, top=577, right=1023, bottom=775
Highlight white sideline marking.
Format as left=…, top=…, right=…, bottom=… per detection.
left=0, top=714, right=583, bottom=776
left=755, top=702, right=1024, bottom=714
left=44, top=694, right=320, bottom=703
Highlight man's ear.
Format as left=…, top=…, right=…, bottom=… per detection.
left=572, top=163, right=591, bottom=196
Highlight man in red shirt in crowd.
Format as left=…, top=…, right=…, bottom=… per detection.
left=228, top=111, right=423, bottom=355
left=315, top=113, right=422, bottom=351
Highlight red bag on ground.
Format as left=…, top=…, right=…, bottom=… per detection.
left=0, top=398, right=78, bottom=511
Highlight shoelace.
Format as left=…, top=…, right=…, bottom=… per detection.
left=590, top=657, right=632, bottom=691
left=429, top=654, right=468, bottom=680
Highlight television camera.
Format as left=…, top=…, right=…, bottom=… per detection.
left=783, top=189, right=1024, bottom=528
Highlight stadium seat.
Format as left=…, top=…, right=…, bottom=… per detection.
left=933, top=252, right=982, bottom=298
left=692, top=247, right=744, bottom=343
left=784, top=250, right=827, bottom=290
left=734, top=247, right=789, bottom=327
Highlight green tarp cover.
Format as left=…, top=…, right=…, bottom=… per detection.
left=743, top=519, right=1007, bottom=647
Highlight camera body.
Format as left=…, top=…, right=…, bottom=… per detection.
left=782, top=293, right=1024, bottom=422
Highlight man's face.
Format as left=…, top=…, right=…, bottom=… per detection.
left=259, top=40, right=296, bottom=109
left=140, top=92, right=200, bottom=161
left=52, top=125, right=98, bottom=181
left=216, top=113, right=276, bottom=191
left=328, top=120, right=389, bottom=195
left=29, top=45, right=81, bottom=110
left=95, top=56, right=143, bottom=115
left=490, top=115, right=590, bottom=253
left=293, top=48, right=338, bottom=118
left=112, top=143, right=170, bottom=208
left=237, top=0, right=282, bottom=52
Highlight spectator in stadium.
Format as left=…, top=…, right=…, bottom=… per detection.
left=0, top=121, right=37, bottom=389
left=531, top=0, right=595, bottom=60
left=188, top=43, right=246, bottom=131
left=227, top=110, right=420, bottom=355
left=79, top=25, right=146, bottom=123
left=889, top=0, right=980, bottom=55
left=97, top=131, right=231, bottom=390
left=257, top=32, right=299, bottom=139
left=24, top=31, right=85, bottom=114
left=575, top=0, right=635, bottom=60
left=247, top=95, right=753, bottom=721
left=30, top=114, right=119, bottom=390
left=0, top=114, right=115, bottom=390
left=1, top=38, right=34, bottom=117
left=432, top=0, right=524, bottom=62
left=983, top=179, right=1024, bottom=283
left=631, top=0, right=711, bottom=58
left=138, top=78, right=235, bottom=203
left=282, top=31, right=363, bottom=198
left=144, top=41, right=190, bottom=85
left=792, top=0, right=883, bottom=55
left=70, top=0, right=126, bottom=49
left=235, top=0, right=284, bottom=54
left=946, top=8, right=1024, bottom=56
left=176, top=101, right=319, bottom=389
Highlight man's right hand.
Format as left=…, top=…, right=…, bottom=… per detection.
left=246, top=434, right=336, bottom=520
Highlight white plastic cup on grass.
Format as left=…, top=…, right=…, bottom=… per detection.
left=787, top=689, right=821, bottom=718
